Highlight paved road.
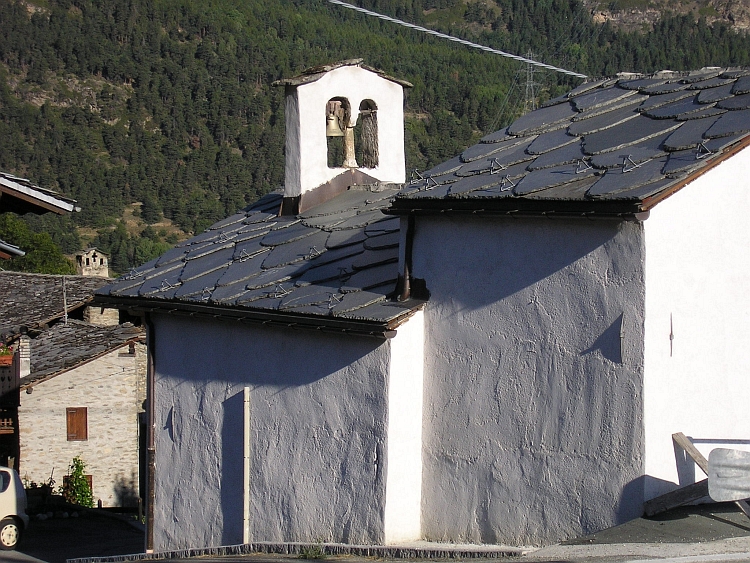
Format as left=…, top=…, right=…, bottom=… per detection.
left=15, top=511, right=144, bottom=563
left=7, top=503, right=750, bottom=563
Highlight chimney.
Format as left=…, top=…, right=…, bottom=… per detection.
left=18, top=334, right=30, bottom=380
left=274, top=60, right=411, bottom=215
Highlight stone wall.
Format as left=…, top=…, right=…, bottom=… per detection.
left=19, top=342, right=146, bottom=507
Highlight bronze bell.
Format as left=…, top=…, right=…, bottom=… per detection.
left=326, top=114, right=344, bottom=137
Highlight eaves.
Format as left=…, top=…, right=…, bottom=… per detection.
left=94, top=294, right=425, bottom=340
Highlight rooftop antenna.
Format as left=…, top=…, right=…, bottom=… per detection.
left=328, top=0, right=588, bottom=80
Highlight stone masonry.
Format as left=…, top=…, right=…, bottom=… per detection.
left=19, top=341, right=146, bottom=507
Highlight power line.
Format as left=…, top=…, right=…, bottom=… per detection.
left=327, top=0, right=588, bottom=80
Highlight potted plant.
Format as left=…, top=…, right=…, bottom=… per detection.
left=0, top=344, right=12, bottom=366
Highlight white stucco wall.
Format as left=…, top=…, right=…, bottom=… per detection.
left=411, top=216, right=646, bottom=546
left=384, top=310, right=424, bottom=543
left=643, top=148, right=750, bottom=500
left=152, top=315, right=393, bottom=551
left=19, top=343, right=145, bottom=507
left=284, top=65, right=406, bottom=197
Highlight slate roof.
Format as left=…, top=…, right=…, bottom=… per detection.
left=0, top=272, right=111, bottom=338
left=97, top=185, right=420, bottom=336
left=0, top=171, right=79, bottom=215
left=98, top=66, right=750, bottom=333
left=273, top=58, right=413, bottom=89
left=391, top=67, right=750, bottom=216
left=21, top=319, right=144, bottom=389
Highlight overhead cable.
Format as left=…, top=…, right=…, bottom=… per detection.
left=328, top=0, right=589, bottom=79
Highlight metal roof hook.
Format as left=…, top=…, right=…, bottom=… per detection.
left=124, top=268, right=144, bottom=280
left=424, top=176, right=440, bottom=191
left=160, top=280, right=177, bottom=291
left=410, top=169, right=424, bottom=183
left=490, top=158, right=508, bottom=175
left=307, top=246, right=322, bottom=260
left=499, top=174, right=517, bottom=192
left=238, top=249, right=252, bottom=262
left=576, top=159, right=593, bottom=174
left=622, top=155, right=645, bottom=173
left=268, top=284, right=291, bottom=299
left=328, top=293, right=344, bottom=310
left=696, top=141, right=713, bottom=160
left=201, top=287, right=212, bottom=301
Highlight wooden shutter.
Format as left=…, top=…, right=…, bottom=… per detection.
left=66, top=407, right=88, bottom=441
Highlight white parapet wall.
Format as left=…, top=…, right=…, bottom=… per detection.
left=384, top=310, right=424, bottom=543
left=643, top=146, right=750, bottom=499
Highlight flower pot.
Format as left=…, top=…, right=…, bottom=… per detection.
left=0, top=356, right=12, bottom=366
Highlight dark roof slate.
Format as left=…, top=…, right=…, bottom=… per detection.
left=21, top=320, right=144, bottom=389
left=0, top=272, right=111, bottom=338
left=393, top=67, right=750, bottom=215
left=98, top=186, right=419, bottom=330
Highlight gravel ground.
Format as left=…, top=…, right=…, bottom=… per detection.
left=17, top=510, right=144, bottom=563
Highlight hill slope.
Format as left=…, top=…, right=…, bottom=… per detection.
left=2, top=0, right=750, bottom=274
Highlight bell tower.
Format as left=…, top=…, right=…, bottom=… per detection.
left=274, top=59, right=411, bottom=214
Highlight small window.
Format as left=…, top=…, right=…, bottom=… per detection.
left=66, top=407, right=88, bottom=441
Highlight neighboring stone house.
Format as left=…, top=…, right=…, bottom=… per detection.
left=98, top=62, right=750, bottom=550
left=19, top=319, right=146, bottom=507
left=0, top=270, right=146, bottom=507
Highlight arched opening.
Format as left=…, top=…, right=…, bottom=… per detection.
left=355, top=99, right=378, bottom=169
left=326, top=98, right=351, bottom=168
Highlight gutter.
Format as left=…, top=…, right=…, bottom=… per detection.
left=145, top=314, right=156, bottom=554
left=386, top=198, right=645, bottom=219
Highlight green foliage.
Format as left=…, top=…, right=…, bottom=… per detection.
left=61, top=456, right=94, bottom=508
left=0, top=213, right=76, bottom=274
left=0, top=0, right=750, bottom=272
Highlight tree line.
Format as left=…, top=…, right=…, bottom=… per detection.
left=1, top=0, right=749, bottom=274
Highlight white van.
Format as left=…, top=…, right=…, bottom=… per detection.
left=0, top=467, right=28, bottom=549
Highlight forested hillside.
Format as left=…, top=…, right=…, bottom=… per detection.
left=2, top=0, right=750, bottom=274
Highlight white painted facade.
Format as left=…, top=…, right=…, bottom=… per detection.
left=19, top=343, right=146, bottom=507
left=410, top=216, right=646, bottom=545
left=151, top=312, right=424, bottom=551
left=384, top=310, right=424, bottom=543
left=643, top=147, right=750, bottom=499
left=136, top=63, right=750, bottom=552
left=283, top=65, right=406, bottom=197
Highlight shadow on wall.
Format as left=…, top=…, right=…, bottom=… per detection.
left=114, top=472, right=140, bottom=508
left=157, top=317, right=385, bottom=387
left=416, top=217, right=633, bottom=313
left=581, top=313, right=623, bottom=364
left=221, top=392, right=244, bottom=546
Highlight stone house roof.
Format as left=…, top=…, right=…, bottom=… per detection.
left=0, top=171, right=79, bottom=216
left=97, top=66, right=750, bottom=334
left=392, top=67, right=750, bottom=216
left=0, top=272, right=112, bottom=339
left=20, top=319, right=144, bottom=390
